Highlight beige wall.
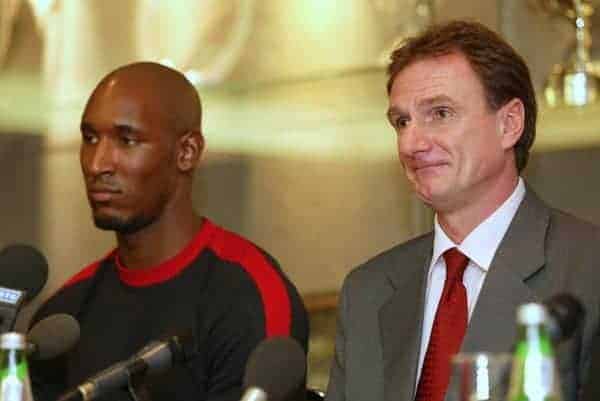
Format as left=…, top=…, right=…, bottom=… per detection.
left=2, top=0, right=599, bottom=319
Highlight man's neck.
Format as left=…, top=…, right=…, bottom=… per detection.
left=115, top=207, right=203, bottom=270
left=437, top=175, right=520, bottom=244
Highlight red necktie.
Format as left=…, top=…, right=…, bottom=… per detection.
left=415, top=247, right=469, bottom=401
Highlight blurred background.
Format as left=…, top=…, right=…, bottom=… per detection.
left=3, top=0, right=600, bottom=390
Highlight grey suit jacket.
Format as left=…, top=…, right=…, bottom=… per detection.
left=326, top=189, right=600, bottom=401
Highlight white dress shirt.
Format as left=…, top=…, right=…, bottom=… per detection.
left=415, top=177, right=526, bottom=385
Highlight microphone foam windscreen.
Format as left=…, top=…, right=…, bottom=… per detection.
left=243, top=337, right=306, bottom=401
left=545, top=293, right=585, bottom=342
left=28, top=313, right=80, bottom=360
left=0, top=244, right=48, bottom=302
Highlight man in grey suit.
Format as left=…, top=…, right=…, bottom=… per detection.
left=326, top=20, right=600, bottom=401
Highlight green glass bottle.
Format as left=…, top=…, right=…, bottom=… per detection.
left=0, top=333, right=32, bottom=401
left=507, top=303, right=562, bottom=401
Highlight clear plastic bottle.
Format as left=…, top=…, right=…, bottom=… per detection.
left=507, top=303, right=562, bottom=401
left=0, top=333, right=33, bottom=401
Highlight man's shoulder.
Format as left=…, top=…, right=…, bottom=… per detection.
left=32, top=251, right=115, bottom=326
left=523, top=185, right=600, bottom=241
left=548, top=207, right=600, bottom=233
left=201, top=221, right=299, bottom=304
left=546, top=209, right=600, bottom=257
left=200, top=219, right=293, bottom=300
left=202, top=219, right=281, bottom=270
left=62, top=251, right=116, bottom=289
left=201, top=219, right=306, bottom=339
left=344, top=232, right=432, bottom=288
left=30, top=252, right=112, bottom=326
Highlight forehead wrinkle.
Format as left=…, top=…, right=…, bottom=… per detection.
left=416, top=94, right=458, bottom=110
left=390, top=79, right=448, bottom=114
left=390, top=59, right=475, bottom=115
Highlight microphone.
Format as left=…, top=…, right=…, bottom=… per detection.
left=57, top=331, right=194, bottom=401
left=544, top=293, right=585, bottom=344
left=0, top=244, right=49, bottom=301
left=27, top=313, right=80, bottom=360
left=0, top=244, right=49, bottom=333
left=241, top=337, right=306, bottom=401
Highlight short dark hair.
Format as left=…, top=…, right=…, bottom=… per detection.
left=387, top=20, right=536, bottom=172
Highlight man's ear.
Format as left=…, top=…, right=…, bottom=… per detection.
left=498, top=98, right=525, bottom=150
left=177, top=129, right=204, bottom=172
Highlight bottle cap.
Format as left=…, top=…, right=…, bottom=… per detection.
left=517, top=302, right=548, bottom=325
left=0, top=332, right=26, bottom=350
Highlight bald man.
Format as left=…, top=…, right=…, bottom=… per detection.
left=29, top=62, right=309, bottom=401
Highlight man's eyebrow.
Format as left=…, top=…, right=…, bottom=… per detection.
left=113, top=123, right=140, bottom=133
left=386, top=94, right=457, bottom=120
left=80, top=122, right=96, bottom=133
left=386, top=106, right=409, bottom=122
left=387, top=105, right=407, bottom=117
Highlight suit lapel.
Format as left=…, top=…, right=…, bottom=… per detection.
left=375, top=187, right=551, bottom=401
left=379, top=234, right=432, bottom=401
left=462, top=188, right=550, bottom=353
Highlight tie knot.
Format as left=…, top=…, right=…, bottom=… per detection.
left=443, top=247, right=469, bottom=282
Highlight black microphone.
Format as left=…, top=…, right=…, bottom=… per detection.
left=241, top=337, right=306, bottom=401
left=57, top=331, right=194, bottom=401
left=544, top=293, right=585, bottom=344
left=0, top=244, right=48, bottom=301
left=0, top=244, right=49, bottom=333
left=27, top=313, right=80, bottom=360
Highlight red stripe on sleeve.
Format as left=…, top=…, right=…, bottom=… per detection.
left=206, top=222, right=292, bottom=337
left=63, top=250, right=116, bottom=289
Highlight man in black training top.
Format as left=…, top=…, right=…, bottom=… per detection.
left=30, top=62, right=309, bottom=401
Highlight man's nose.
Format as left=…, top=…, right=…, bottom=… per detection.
left=397, top=123, right=431, bottom=157
left=84, top=138, right=115, bottom=176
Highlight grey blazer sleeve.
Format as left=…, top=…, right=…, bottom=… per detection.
left=326, top=279, right=349, bottom=401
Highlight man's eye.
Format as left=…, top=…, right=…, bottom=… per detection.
left=433, top=107, right=452, bottom=119
left=122, top=136, right=138, bottom=146
left=395, top=117, right=410, bottom=129
left=82, top=133, right=98, bottom=144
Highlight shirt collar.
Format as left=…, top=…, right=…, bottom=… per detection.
left=431, top=177, right=526, bottom=272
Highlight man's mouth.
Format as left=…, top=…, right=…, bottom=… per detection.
left=87, top=186, right=121, bottom=202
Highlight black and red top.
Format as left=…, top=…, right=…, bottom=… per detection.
left=30, top=218, right=309, bottom=401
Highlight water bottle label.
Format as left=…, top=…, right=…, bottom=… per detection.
left=0, top=376, right=23, bottom=401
